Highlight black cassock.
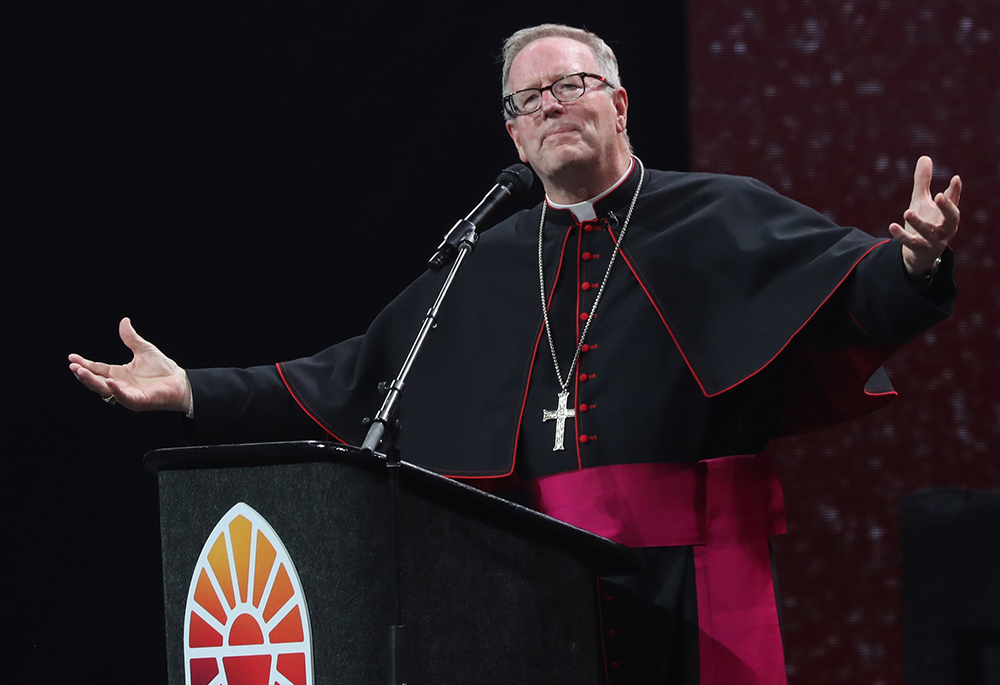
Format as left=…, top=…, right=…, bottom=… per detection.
left=188, top=163, right=954, bottom=683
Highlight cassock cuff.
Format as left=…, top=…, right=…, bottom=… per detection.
left=184, top=365, right=321, bottom=444
left=849, top=241, right=957, bottom=345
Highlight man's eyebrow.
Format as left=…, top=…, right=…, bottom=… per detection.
left=513, top=73, right=574, bottom=91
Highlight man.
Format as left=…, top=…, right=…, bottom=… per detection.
left=70, top=24, right=960, bottom=684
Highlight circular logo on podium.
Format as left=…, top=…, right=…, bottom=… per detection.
left=184, top=502, right=313, bottom=685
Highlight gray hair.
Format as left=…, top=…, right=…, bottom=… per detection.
left=500, top=24, right=622, bottom=119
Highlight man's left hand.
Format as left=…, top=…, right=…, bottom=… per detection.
left=890, top=155, right=962, bottom=277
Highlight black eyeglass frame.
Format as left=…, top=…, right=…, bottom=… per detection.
left=503, top=72, right=612, bottom=117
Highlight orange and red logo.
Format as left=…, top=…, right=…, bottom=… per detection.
left=183, top=503, right=313, bottom=685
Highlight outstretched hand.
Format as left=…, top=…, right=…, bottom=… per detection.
left=890, top=156, right=962, bottom=277
left=68, top=317, right=192, bottom=412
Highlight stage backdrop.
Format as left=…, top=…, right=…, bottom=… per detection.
left=689, top=3, right=1000, bottom=683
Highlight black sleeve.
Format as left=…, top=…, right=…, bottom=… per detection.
left=184, top=365, right=329, bottom=444
left=800, top=240, right=956, bottom=349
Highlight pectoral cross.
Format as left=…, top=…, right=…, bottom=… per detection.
left=542, top=390, right=575, bottom=451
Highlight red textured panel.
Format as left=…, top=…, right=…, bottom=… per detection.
left=689, top=4, right=1000, bottom=684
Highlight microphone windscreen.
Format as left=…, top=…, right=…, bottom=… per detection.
left=495, top=163, right=534, bottom=194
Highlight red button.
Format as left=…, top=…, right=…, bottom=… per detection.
left=581, top=344, right=591, bottom=352
left=579, top=434, right=596, bottom=444
left=579, top=372, right=589, bottom=382
left=582, top=252, right=592, bottom=261
left=578, top=403, right=589, bottom=412
left=579, top=312, right=589, bottom=321
left=581, top=282, right=591, bottom=291
left=584, top=224, right=593, bottom=233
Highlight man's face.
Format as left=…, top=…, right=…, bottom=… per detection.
left=505, top=37, right=627, bottom=182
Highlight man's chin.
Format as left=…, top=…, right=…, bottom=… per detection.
left=533, top=145, right=595, bottom=176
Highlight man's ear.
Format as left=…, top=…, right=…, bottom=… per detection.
left=506, top=119, right=529, bottom=163
left=613, top=87, right=629, bottom=133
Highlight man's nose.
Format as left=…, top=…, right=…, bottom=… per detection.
left=539, top=89, right=564, bottom=114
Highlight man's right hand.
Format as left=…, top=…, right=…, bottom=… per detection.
left=69, top=317, right=193, bottom=413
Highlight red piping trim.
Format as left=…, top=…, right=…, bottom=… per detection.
left=609, top=226, right=707, bottom=395
left=489, top=325, right=545, bottom=480
left=595, top=578, right=611, bottom=685
left=275, top=363, right=349, bottom=445
left=614, top=229, right=890, bottom=397
left=573, top=223, right=584, bottom=469
left=848, top=307, right=875, bottom=341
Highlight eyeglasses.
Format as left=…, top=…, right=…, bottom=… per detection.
left=503, top=72, right=611, bottom=117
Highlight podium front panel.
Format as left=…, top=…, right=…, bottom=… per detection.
left=156, top=455, right=608, bottom=684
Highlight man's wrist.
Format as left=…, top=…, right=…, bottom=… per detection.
left=905, top=255, right=943, bottom=295
left=906, top=254, right=942, bottom=282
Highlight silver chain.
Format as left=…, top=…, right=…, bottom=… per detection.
left=538, top=158, right=646, bottom=392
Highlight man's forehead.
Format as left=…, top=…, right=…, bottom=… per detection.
left=508, top=36, right=598, bottom=87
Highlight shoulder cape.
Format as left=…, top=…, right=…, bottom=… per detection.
left=278, top=167, right=910, bottom=476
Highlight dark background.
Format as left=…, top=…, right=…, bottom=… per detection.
left=5, top=1, right=997, bottom=683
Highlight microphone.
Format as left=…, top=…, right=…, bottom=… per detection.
left=427, top=163, right=534, bottom=272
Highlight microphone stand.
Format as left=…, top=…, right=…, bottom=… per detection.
left=358, top=223, right=480, bottom=685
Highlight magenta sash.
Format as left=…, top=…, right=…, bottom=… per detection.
left=527, top=453, right=787, bottom=684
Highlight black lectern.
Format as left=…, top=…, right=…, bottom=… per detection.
left=146, top=441, right=638, bottom=685
left=902, top=489, right=1000, bottom=685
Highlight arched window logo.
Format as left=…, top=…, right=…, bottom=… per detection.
left=183, top=503, right=313, bottom=685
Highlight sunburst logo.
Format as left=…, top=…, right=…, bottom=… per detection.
left=183, top=503, right=313, bottom=685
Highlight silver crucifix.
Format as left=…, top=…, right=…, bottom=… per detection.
left=542, top=390, right=576, bottom=451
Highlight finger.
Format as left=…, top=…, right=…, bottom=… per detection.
left=105, top=378, right=154, bottom=411
left=944, top=175, right=962, bottom=207
left=104, top=378, right=135, bottom=407
left=902, top=211, right=955, bottom=253
left=119, top=317, right=140, bottom=349
left=68, top=353, right=115, bottom=379
left=903, top=209, right=945, bottom=241
left=891, top=228, right=942, bottom=276
left=889, top=223, right=924, bottom=249
left=911, top=156, right=933, bottom=204
left=889, top=222, right=923, bottom=246
left=119, top=317, right=154, bottom=354
left=71, top=363, right=113, bottom=396
left=934, top=193, right=960, bottom=230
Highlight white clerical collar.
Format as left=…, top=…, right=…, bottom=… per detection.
left=545, top=158, right=635, bottom=222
